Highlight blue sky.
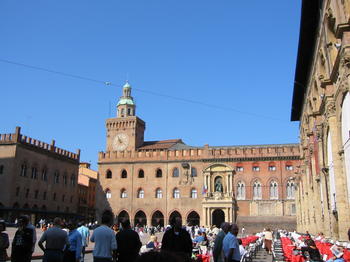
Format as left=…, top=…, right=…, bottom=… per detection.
left=0, top=1, right=301, bottom=169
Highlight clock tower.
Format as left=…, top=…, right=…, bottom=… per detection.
left=105, top=81, right=145, bottom=152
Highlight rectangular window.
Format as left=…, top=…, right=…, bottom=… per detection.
left=268, top=166, right=276, bottom=171
left=253, top=166, right=260, bottom=172
left=43, top=192, right=47, bottom=200
left=236, top=167, right=244, bottom=172
left=286, top=165, right=293, bottom=171
left=34, top=190, right=39, bottom=199
left=25, top=189, right=29, bottom=198
left=0, top=165, right=4, bottom=174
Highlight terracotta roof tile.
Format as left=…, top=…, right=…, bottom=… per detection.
left=138, top=139, right=183, bottom=150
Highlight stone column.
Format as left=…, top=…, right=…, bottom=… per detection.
left=327, top=104, right=350, bottom=240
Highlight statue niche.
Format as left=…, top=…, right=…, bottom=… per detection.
left=214, top=176, right=223, bottom=193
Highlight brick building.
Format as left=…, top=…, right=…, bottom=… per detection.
left=78, top=162, right=97, bottom=222
left=0, top=127, right=80, bottom=224
left=291, top=0, right=350, bottom=240
left=96, top=82, right=300, bottom=232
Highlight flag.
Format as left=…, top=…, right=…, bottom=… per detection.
left=202, top=185, right=208, bottom=195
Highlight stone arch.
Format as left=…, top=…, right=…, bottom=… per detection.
left=117, top=210, right=130, bottom=224
left=134, top=210, right=147, bottom=226
left=186, top=210, right=200, bottom=226
left=151, top=210, right=164, bottom=227
left=168, top=210, right=182, bottom=224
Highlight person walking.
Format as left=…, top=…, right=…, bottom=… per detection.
left=90, top=211, right=117, bottom=262
left=213, top=222, right=230, bottom=262
left=11, top=215, right=35, bottom=262
left=77, top=221, right=90, bottom=262
left=116, top=219, right=142, bottom=262
left=0, top=221, right=9, bottom=262
left=263, top=228, right=273, bottom=255
left=222, top=224, right=240, bottom=262
left=38, top=217, right=69, bottom=262
left=63, top=221, right=82, bottom=262
left=161, top=216, right=193, bottom=261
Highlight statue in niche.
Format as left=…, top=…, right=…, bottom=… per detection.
left=214, top=177, right=223, bottom=192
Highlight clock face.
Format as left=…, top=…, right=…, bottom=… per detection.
left=113, top=133, right=129, bottom=151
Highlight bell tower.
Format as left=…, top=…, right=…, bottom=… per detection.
left=105, top=81, right=145, bottom=152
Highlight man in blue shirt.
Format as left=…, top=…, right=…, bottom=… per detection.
left=64, top=221, right=82, bottom=262
left=222, top=224, right=240, bottom=262
left=77, top=221, right=90, bottom=262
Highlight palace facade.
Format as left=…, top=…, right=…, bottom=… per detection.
left=291, top=0, right=350, bottom=240
left=97, top=82, right=300, bottom=232
left=0, top=127, right=80, bottom=223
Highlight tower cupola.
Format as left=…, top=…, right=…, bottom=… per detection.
left=117, top=81, right=136, bottom=117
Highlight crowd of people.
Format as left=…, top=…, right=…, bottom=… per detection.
left=5, top=213, right=349, bottom=262
left=0, top=212, right=259, bottom=262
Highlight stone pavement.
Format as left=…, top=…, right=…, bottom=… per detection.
left=253, top=247, right=273, bottom=262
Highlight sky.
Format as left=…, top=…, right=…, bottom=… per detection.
left=0, top=1, right=302, bottom=169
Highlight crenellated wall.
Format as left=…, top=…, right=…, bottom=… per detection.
left=0, top=126, right=80, bottom=161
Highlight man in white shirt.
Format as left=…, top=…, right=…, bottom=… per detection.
left=91, top=211, right=117, bottom=262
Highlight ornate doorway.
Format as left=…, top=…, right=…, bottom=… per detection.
left=212, top=209, right=225, bottom=227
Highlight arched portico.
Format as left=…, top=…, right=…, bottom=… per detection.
left=134, top=210, right=147, bottom=226
left=151, top=210, right=164, bottom=227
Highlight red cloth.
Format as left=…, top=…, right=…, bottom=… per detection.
left=196, top=254, right=210, bottom=262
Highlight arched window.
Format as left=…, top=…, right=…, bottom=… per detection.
left=236, top=181, right=245, bottom=200
left=173, top=188, right=180, bottom=199
left=121, top=108, right=125, bottom=116
left=191, top=167, right=197, bottom=177
left=138, top=169, right=144, bottom=178
left=191, top=188, right=197, bottom=199
left=137, top=188, right=144, bottom=199
left=270, top=180, right=278, bottom=199
left=15, top=187, right=20, bottom=197
left=54, top=171, right=59, bottom=184
left=105, top=189, right=111, bottom=199
left=121, top=189, right=127, bottom=198
left=20, top=163, right=27, bottom=177
left=63, top=173, right=67, bottom=185
left=156, top=188, right=162, bottom=198
left=31, top=167, right=37, bottom=179
left=106, top=170, right=112, bottom=179
left=121, top=170, right=127, bottom=178
left=127, top=108, right=131, bottom=116
left=41, top=168, right=47, bottom=181
left=253, top=181, right=262, bottom=199
left=172, top=168, right=179, bottom=177
left=286, top=180, right=295, bottom=199
left=0, top=165, right=3, bottom=174
left=71, top=175, right=76, bottom=186
left=156, top=169, right=162, bottom=178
